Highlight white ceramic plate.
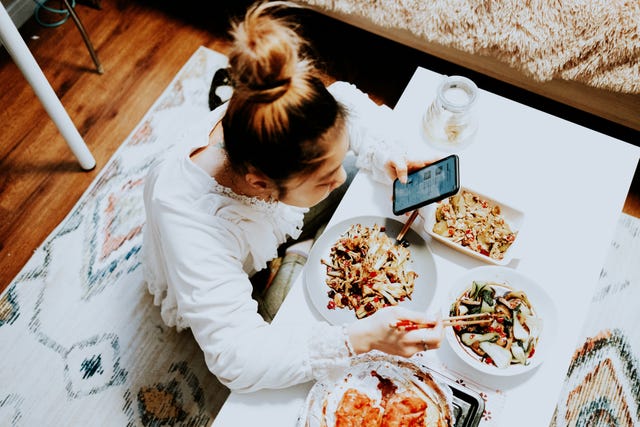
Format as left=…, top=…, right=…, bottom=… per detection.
left=422, top=187, right=525, bottom=265
left=444, top=266, right=558, bottom=377
left=297, top=352, right=454, bottom=427
left=304, top=216, right=437, bottom=325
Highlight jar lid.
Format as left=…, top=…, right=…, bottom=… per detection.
left=437, top=76, right=478, bottom=113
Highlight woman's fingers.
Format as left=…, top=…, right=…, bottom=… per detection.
left=386, top=156, right=408, bottom=183
left=373, top=307, right=444, bottom=355
left=394, top=307, right=443, bottom=348
left=386, top=157, right=438, bottom=184
left=346, top=306, right=445, bottom=357
left=404, top=323, right=444, bottom=351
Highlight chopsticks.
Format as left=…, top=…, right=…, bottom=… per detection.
left=390, top=313, right=493, bottom=331
left=395, top=210, right=420, bottom=245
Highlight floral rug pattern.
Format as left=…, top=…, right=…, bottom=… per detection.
left=1, top=46, right=638, bottom=426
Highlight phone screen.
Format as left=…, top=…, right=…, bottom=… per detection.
left=393, top=154, right=460, bottom=215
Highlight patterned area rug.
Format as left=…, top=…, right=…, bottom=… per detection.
left=0, top=47, right=231, bottom=426
left=0, top=46, right=638, bottom=426
left=551, top=215, right=640, bottom=427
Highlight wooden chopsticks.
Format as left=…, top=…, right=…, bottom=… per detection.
left=443, top=313, right=493, bottom=326
left=395, top=210, right=420, bottom=245
left=390, top=313, right=493, bottom=331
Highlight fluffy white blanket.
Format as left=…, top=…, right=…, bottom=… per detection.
left=298, top=0, right=640, bottom=94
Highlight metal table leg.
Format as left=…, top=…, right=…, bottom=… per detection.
left=61, top=0, right=103, bottom=74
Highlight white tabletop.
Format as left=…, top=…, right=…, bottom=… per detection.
left=212, top=67, right=639, bottom=427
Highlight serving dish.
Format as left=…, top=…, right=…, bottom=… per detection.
left=304, top=215, right=437, bottom=325
left=444, top=266, right=558, bottom=377
left=297, top=352, right=455, bottom=427
left=422, top=187, right=524, bottom=265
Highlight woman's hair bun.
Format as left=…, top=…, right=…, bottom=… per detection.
left=222, top=1, right=344, bottom=186
left=228, top=1, right=308, bottom=102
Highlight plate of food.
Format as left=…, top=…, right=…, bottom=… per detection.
left=304, top=216, right=437, bottom=324
left=297, top=352, right=455, bottom=427
left=444, top=266, right=557, bottom=376
left=422, top=187, right=524, bottom=265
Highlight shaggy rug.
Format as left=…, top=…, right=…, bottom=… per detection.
left=0, top=46, right=638, bottom=426
left=295, top=0, right=640, bottom=94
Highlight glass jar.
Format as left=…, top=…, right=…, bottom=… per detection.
left=422, top=75, right=479, bottom=151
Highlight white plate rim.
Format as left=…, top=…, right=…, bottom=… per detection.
left=304, top=215, right=438, bottom=325
left=444, top=265, right=558, bottom=377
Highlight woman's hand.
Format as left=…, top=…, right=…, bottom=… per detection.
left=385, top=154, right=435, bottom=184
left=346, top=306, right=443, bottom=358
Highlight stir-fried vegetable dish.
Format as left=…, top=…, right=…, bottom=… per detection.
left=321, top=223, right=418, bottom=319
left=449, top=281, right=542, bottom=368
left=432, top=191, right=517, bottom=261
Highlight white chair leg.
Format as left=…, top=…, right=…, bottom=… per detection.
left=0, top=3, right=96, bottom=170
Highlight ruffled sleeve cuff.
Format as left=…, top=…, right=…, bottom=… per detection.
left=328, top=81, right=407, bottom=185
left=308, top=322, right=353, bottom=382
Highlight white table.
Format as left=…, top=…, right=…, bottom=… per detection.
left=212, top=67, right=640, bottom=426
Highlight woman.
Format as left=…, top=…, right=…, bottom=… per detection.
left=142, top=0, right=442, bottom=393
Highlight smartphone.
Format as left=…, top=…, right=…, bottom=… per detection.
left=392, top=154, right=460, bottom=215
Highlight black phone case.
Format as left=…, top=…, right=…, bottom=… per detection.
left=392, top=154, right=460, bottom=215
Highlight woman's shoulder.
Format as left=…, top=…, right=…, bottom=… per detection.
left=145, top=153, right=211, bottom=203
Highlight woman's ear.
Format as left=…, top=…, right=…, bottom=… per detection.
left=245, top=168, right=278, bottom=197
left=245, top=173, right=269, bottom=190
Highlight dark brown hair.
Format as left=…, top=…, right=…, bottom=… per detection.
left=222, top=1, right=347, bottom=191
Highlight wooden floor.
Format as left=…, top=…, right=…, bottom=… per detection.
left=1, top=0, right=638, bottom=294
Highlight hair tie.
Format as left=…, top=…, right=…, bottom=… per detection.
left=248, top=77, right=291, bottom=91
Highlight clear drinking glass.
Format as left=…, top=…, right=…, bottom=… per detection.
left=422, top=75, right=479, bottom=151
